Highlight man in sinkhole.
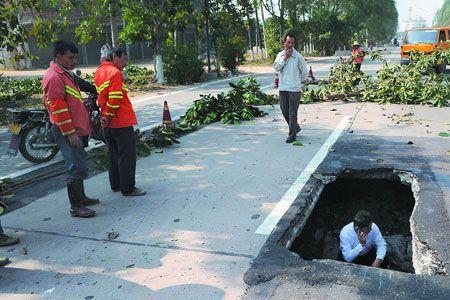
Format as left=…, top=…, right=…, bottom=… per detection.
left=339, top=210, right=387, bottom=268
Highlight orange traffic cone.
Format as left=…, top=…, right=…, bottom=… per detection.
left=162, top=100, right=173, bottom=126
left=308, top=66, right=316, bottom=81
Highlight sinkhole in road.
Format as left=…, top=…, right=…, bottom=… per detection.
left=289, top=173, right=415, bottom=273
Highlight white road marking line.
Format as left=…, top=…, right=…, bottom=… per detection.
left=255, top=115, right=352, bottom=235
left=314, top=63, right=336, bottom=71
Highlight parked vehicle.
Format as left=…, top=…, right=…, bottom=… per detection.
left=401, top=26, right=450, bottom=73
left=6, top=92, right=103, bottom=164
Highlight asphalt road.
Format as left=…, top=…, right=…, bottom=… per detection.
left=0, top=53, right=401, bottom=179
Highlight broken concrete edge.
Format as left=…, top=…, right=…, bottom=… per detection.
left=244, top=159, right=450, bottom=290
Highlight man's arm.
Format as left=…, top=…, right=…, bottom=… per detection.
left=44, top=76, right=82, bottom=147
left=373, top=224, right=387, bottom=261
left=340, top=231, right=364, bottom=262
left=299, top=55, right=308, bottom=83
left=273, top=52, right=286, bottom=72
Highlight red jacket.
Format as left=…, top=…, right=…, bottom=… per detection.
left=352, top=47, right=365, bottom=64
left=94, top=61, right=137, bottom=128
left=42, top=62, right=91, bottom=136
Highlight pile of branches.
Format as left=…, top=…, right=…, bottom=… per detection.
left=302, top=50, right=450, bottom=107
left=179, top=77, right=277, bottom=127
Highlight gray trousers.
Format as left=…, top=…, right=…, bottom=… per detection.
left=279, top=91, right=301, bottom=138
left=51, top=125, right=88, bottom=184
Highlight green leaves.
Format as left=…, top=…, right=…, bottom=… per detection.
left=179, top=77, right=271, bottom=127
left=438, top=132, right=450, bottom=137
left=302, top=49, right=450, bottom=107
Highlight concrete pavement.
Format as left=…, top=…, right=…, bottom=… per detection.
left=0, top=102, right=363, bottom=299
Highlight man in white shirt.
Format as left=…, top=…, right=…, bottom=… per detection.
left=339, top=210, right=387, bottom=268
left=273, top=32, right=308, bottom=143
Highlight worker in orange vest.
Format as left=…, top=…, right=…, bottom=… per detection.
left=351, top=41, right=365, bottom=72
left=42, top=40, right=99, bottom=218
left=94, top=48, right=146, bottom=197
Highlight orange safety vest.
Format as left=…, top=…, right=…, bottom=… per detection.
left=352, top=47, right=365, bottom=64
left=42, top=62, right=91, bottom=136
left=94, top=61, right=137, bottom=128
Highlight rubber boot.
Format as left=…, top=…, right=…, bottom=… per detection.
left=80, top=181, right=100, bottom=206
left=67, top=181, right=95, bottom=218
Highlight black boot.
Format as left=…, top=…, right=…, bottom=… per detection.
left=80, top=181, right=100, bottom=206
left=67, top=181, right=95, bottom=218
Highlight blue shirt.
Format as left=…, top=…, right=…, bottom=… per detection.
left=339, top=222, right=387, bottom=262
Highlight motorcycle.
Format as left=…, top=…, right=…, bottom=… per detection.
left=6, top=91, right=104, bottom=164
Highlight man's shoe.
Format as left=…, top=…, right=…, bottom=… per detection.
left=0, top=257, right=10, bottom=267
left=286, top=136, right=296, bottom=143
left=70, top=206, right=96, bottom=218
left=296, top=125, right=302, bottom=134
left=0, top=234, right=19, bottom=247
left=81, top=181, right=100, bottom=206
left=123, top=188, right=147, bottom=197
left=68, top=181, right=95, bottom=218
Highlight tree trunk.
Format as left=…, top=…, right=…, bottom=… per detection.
left=279, top=1, right=285, bottom=40
left=260, top=0, right=268, bottom=58
left=155, top=24, right=165, bottom=84
left=109, top=4, right=118, bottom=47
left=254, top=2, right=261, bottom=55
left=247, top=14, right=254, bottom=61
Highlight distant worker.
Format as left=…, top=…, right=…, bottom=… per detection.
left=94, top=47, right=146, bottom=197
left=351, top=41, right=365, bottom=72
left=339, top=210, right=387, bottom=268
left=273, top=32, right=308, bottom=144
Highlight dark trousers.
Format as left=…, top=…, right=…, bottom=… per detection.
left=279, top=91, right=301, bottom=138
left=103, top=126, right=136, bottom=194
left=51, top=125, right=88, bottom=184
left=338, top=248, right=387, bottom=267
left=354, top=63, right=362, bottom=72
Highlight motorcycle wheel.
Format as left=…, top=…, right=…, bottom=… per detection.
left=19, top=123, right=59, bottom=163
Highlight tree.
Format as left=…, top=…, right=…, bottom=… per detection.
left=435, top=0, right=450, bottom=26
left=0, top=0, right=55, bottom=67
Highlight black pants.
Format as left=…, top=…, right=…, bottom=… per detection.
left=354, top=63, right=362, bottom=72
left=103, top=126, right=136, bottom=194
left=279, top=91, right=301, bottom=138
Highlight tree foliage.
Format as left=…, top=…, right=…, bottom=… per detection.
left=435, top=0, right=450, bottom=26
left=262, top=0, right=398, bottom=56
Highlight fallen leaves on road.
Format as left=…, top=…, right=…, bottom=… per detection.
left=292, top=141, right=304, bottom=146
left=312, top=173, right=324, bottom=180
left=107, top=232, right=119, bottom=241
left=438, top=132, right=450, bottom=137
left=407, top=141, right=414, bottom=145
left=21, top=248, right=28, bottom=255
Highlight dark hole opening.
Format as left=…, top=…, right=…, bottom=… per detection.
left=289, top=177, right=415, bottom=273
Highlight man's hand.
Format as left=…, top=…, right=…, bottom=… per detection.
left=67, top=133, right=83, bottom=148
left=372, top=259, right=382, bottom=268
left=101, top=116, right=111, bottom=128
left=283, top=48, right=293, bottom=61
left=357, top=229, right=367, bottom=246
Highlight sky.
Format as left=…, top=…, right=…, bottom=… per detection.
left=396, top=0, right=444, bottom=28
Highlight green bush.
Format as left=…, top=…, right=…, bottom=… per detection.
left=163, top=44, right=204, bottom=84
left=218, top=36, right=247, bottom=72
left=0, top=75, right=42, bottom=102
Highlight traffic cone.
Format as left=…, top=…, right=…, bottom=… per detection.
left=162, top=100, right=173, bottom=126
left=274, top=74, right=279, bottom=88
left=308, top=66, right=316, bottom=81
